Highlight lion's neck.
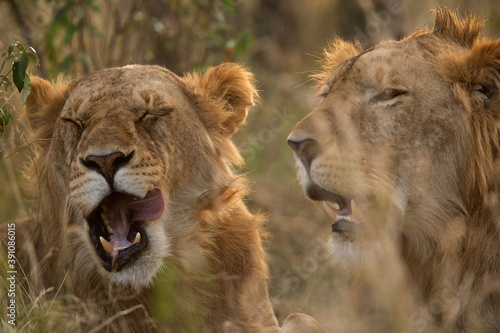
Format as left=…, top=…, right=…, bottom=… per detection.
left=401, top=193, right=500, bottom=329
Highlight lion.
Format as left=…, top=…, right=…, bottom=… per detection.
left=286, top=7, right=500, bottom=332
left=0, top=63, right=280, bottom=332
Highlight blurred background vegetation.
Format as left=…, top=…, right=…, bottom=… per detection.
left=1, top=0, right=500, bottom=330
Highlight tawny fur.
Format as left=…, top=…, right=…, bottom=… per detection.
left=0, top=64, right=279, bottom=332
left=289, top=7, right=500, bottom=332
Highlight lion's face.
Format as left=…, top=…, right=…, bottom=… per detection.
left=60, top=66, right=201, bottom=286
left=288, top=40, right=470, bottom=264
left=287, top=9, right=500, bottom=331
left=26, top=64, right=256, bottom=289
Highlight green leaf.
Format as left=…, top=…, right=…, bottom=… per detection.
left=0, top=108, right=12, bottom=136
left=28, top=52, right=40, bottom=66
left=21, top=74, right=31, bottom=106
left=28, top=47, right=40, bottom=66
left=1, top=109, right=11, bottom=127
left=8, top=44, right=14, bottom=55
left=15, top=42, right=25, bottom=52
left=12, top=60, right=25, bottom=92
left=1, top=75, right=12, bottom=87
left=19, top=51, right=29, bottom=71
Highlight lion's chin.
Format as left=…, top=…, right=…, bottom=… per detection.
left=107, top=255, right=164, bottom=290
left=328, top=232, right=388, bottom=272
left=104, top=218, right=171, bottom=290
left=328, top=235, right=362, bottom=268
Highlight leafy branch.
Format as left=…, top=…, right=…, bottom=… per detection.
left=0, top=42, right=39, bottom=137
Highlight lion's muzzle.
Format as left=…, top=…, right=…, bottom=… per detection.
left=288, top=135, right=364, bottom=236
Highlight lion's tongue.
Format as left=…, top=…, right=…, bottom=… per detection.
left=105, top=188, right=164, bottom=253
left=128, top=187, right=165, bottom=221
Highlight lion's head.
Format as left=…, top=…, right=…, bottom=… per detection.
left=288, top=8, right=500, bottom=276
left=25, top=64, right=257, bottom=290
left=287, top=8, right=500, bottom=330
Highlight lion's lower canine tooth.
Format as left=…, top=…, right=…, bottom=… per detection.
left=323, top=201, right=339, bottom=220
left=100, top=236, right=114, bottom=254
left=351, top=200, right=363, bottom=223
left=133, top=232, right=141, bottom=245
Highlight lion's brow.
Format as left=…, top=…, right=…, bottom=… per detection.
left=334, top=47, right=374, bottom=83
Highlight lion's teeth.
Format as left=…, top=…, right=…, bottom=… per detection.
left=100, top=236, right=114, bottom=254
left=323, top=201, right=339, bottom=220
left=133, top=232, right=141, bottom=245
left=100, top=212, right=113, bottom=233
left=351, top=199, right=363, bottom=223
left=324, top=201, right=340, bottom=212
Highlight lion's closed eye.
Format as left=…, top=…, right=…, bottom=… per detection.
left=138, top=107, right=174, bottom=122
left=371, top=88, right=407, bottom=103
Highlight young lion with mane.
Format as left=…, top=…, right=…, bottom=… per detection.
left=0, top=64, right=280, bottom=332
left=286, top=7, right=500, bottom=333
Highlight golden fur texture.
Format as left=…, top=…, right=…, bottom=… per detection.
left=288, top=7, right=500, bottom=332
left=0, top=63, right=279, bottom=332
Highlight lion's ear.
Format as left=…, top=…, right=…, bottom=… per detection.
left=25, top=76, right=69, bottom=140
left=184, top=63, right=258, bottom=136
left=439, top=39, right=500, bottom=112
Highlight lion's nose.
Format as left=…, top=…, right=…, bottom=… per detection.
left=287, top=138, right=319, bottom=168
left=81, top=151, right=135, bottom=185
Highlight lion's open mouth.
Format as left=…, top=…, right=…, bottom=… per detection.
left=323, top=198, right=363, bottom=233
left=86, top=187, right=164, bottom=272
left=305, top=183, right=363, bottom=234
